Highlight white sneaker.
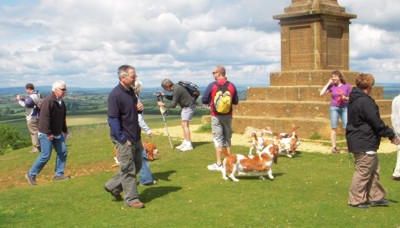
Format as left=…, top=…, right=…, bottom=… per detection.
left=207, top=163, right=223, bottom=171
left=179, top=144, right=193, bottom=152
left=175, top=142, right=185, bottom=150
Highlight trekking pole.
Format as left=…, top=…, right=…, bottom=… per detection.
left=156, top=95, right=174, bottom=149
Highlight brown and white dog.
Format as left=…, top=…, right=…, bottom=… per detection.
left=249, top=130, right=300, bottom=158
left=142, top=141, right=158, bottom=161
left=276, top=132, right=300, bottom=158
left=249, top=131, right=277, bottom=155
left=221, top=144, right=278, bottom=182
left=113, top=141, right=159, bottom=166
left=244, top=126, right=274, bottom=139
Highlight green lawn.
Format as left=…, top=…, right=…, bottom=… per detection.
left=1, top=115, right=400, bottom=227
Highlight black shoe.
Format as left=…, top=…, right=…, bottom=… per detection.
left=139, top=180, right=157, bottom=186
left=104, top=186, right=123, bottom=201
left=392, top=176, right=400, bottom=181
left=53, top=175, right=71, bottom=181
left=370, top=198, right=389, bottom=207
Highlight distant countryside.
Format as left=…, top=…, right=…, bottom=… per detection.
left=0, top=85, right=252, bottom=123
left=0, top=83, right=399, bottom=154
left=1, top=83, right=399, bottom=122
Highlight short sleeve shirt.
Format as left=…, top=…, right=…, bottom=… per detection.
left=328, top=83, right=352, bottom=107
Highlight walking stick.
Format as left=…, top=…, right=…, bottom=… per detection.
left=157, top=95, right=174, bottom=149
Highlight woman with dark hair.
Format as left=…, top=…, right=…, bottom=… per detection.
left=320, top=70, right=352, bottom=153
left=346, top=73, right=399, bottom=208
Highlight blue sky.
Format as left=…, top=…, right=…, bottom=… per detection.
left=0, top=0, right=399, bottom=88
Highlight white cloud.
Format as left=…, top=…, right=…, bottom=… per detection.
left=350, top=24, right=400, bottom=59
left=0, top=0, right=399, bottom=89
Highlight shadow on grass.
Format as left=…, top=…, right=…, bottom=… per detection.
left=232, top=172, right=286, bottom=181
left=140, top=186, right=182, bottom=203
left=191, top=141, right=210, bottom=148
left=152, top=170, right=176, bottom=182
left=140, top=170, right=182, bottom=203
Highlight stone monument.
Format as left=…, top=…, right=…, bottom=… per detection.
left=228, top=0, right=391, bottom=138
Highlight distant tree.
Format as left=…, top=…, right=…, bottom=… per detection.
left=0, top=124, right=30, bottom=155
left=2, top=107, right=10, bottom=115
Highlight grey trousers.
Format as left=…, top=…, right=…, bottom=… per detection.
left=27, top=119, right=40, bottom=149
left=348, top=153, right=386, bottom=205
left=105, top=139, right=143, bottom=206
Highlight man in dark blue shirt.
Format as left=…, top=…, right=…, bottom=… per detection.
left=104, top=65, right=145, bottom=209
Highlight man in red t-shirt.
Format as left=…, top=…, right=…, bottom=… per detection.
left=201, top=66, right=239, bottom=171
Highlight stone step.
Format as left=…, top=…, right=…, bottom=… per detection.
left=246, top=86, right=385, bottom=101
left=233, top=100, right=392, bottom=118
left=202, top=114, right=392, bottom=139
left=269, top=70, right=360, bottom=86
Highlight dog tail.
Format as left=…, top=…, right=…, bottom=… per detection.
left=220, top=147, right=230, bottom=157
left=281, top=126, right=299, bottom=138
left=251, top=131, right=258, bottom=141
left=272, top=144, right=279, bottom=164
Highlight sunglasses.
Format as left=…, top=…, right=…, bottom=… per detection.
left=59, top=88, right=67, bottom=91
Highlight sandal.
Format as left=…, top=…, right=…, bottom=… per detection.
left=331, top=147, right=340, bottom=153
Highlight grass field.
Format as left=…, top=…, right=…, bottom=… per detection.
left=1, top=115, right=400, bottom=227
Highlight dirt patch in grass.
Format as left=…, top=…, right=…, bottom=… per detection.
left=3, top=124, right=396, bottom=190
left=1, top=161, right=117, bottom=191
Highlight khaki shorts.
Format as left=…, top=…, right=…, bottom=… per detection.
left=181, top=104, right=196, bottom=121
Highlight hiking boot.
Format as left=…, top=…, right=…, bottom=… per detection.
left=180, top=144, right=193, bottom=152
left=25, top=173, right=37, bottom=186
left=29, top=148, right=40, bottom=153
left=207, top=163, right=223, bottom=171
left=129, top=201, right=145, bottom=209
left=104, top=186, right=123, bottom=201
left=370, top=198, right=389, bottom=207
left=53, top=175, right=71, bottom=181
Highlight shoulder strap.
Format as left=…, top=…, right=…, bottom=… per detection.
left=215, top=81, right=229, bottom=91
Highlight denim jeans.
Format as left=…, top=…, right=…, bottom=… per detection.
left=29, top=133, right=68, bottom=177
left=330, top=105, right=348, bottom=128
left=140, top=149, right=154, bottom=185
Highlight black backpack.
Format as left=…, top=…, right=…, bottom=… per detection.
left=178, top=80, right=200, bottom=101
left=33, top=91, right=44, bottom=111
